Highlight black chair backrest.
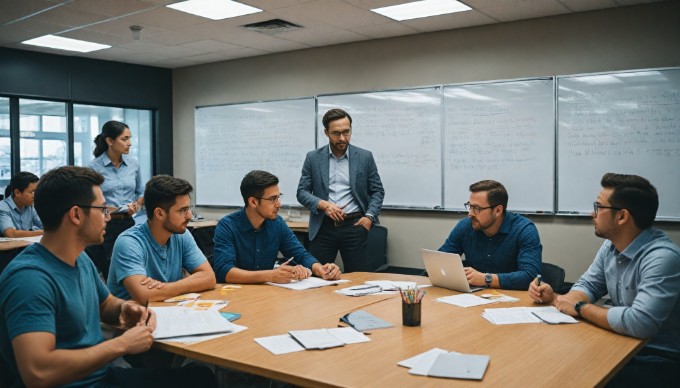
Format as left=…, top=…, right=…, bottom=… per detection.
left=541, top=262, right=566, bottom=293
left=366, top=225, right=388, bottom=272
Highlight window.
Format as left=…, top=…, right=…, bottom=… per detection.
left=0, top=97, right=10, bottom=195
left=19, top=99, right=68, bottom=175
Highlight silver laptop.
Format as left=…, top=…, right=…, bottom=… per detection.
left=421, top=248, right=482, bottom=293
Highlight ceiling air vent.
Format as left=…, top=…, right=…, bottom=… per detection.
left=242, top=19, right=302, bottom=35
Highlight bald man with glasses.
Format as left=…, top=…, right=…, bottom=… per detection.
left=438, top=179, right=542, bottom=290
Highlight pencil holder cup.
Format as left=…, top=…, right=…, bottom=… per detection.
left=402, top=301, right=421, bottom=327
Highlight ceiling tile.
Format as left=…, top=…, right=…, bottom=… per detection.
left=179, top=39, right=242, bottom=51
left=123, top=6, right=211, bottom=29
left=26, top=4, right=113, bottom=29
left=403, top=9, right=498, bottom=32
left=142, top=29, right=205, bottom=45
left=60, top=28, right=129, bottom=46
left=278, top=23, right=370, bottom=47
left=559, top=0, right=618, bottom=12
left=180, top=23, right=310, bottom=52
left=470, top=0, right=570, bottom=22
left=0, top=0, right=64, bottom=24
left=67, top=0, right=158, bottom=18
left=84, top=19, right=165, bottom=39
left=271, top=0, right=389, bottom=29
left=146, top=44, right=207, bottom=59
left=350, top=21, right=419, bottom=39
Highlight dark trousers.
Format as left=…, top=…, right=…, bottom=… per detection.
left=606, top=349, right=679, bottom=387
left=85, top=218, right=135, bottom=281
left=101, top=365, right=216, bottom=388
left=310, top=216, right=370, bottom=273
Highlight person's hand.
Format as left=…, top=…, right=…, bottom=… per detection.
left=119, top=301, right=157, bottom=329
left=320, top=263, right=341, bottom=280
left=270, top=265, right=297, bottom=283
left=127, top=202, right=139, bottom=215
left=118, top=325, right=154, bottom=354
left=140, top=277, right=164, bottom=289
left=554, top=294, right=583, bottom=317
left=529, top=277, right=555, bottom=304
left=322, top=201, right=346, bottom=222
left=291, top=264, right=311, bottom=280
left=464, top=267, right=485, bottom=286
left=354, top=216, right=373, bottom=231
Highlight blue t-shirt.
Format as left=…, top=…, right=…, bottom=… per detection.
left=439, top=212, right=542, bottom=290
left=107, top=222, right=207, bottom=300
left=0, top=196, right=43, bottom=234
left=213, top=208, right=319, bottom=282
left=0, top=244, right=110, bottom=387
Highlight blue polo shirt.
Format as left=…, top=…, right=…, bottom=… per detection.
left=107, top=222, right=207, bottom=300
left=89, top=153, right=144, bottom=207
left=0, top=196, right=43, bottom=234
left=213, top=208, right=319, bottom=282
left=439, top=212, right=542, bottom=290
left=0, top=244, right=110, bottom=387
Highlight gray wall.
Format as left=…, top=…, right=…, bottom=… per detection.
left=173, top=2, right=680, bottom=282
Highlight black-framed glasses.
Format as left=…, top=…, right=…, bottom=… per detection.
left=256, top=194, right=283, bottom=203
left=75, top=204, right=110, bottom=216
left=464, top=201, right=497, bottom=214
left=593, top=202, right=623, bottom=215
left=328, top=129, right=352, bottom=138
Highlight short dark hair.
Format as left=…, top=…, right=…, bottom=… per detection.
left=601, top=173, right=658, bottom=229
left=35, top=166, right=104, bottom=231
left=469, top=180, right=508, bottom=214
left=144, top=175, right=193, bottom=218
left=322, top=108, right=352, bottom=130
left=240, top=170, right=278, bottom=205
left=5, top=171, right=39, bottom=198
left=94, top=120, right=128, bottom=157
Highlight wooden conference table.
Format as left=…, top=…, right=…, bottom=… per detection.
left=0, top=239, right=32, bottom=274
left=152, top=272, right=644, bottom=387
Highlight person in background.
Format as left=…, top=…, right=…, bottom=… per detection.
left=439, top=180, right=542, bottom=290
left=107, top=175, right=216, bottom=303
left=529, top=173, right=680, bottom=386
left=0, top=171, right=43, bottom=238
left=0, top=166, right=216, bottom=387
left=214, top=170, right=341, bottom=284
left=87, top=120, right=144, bottom=280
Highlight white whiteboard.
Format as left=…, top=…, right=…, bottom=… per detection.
left=443, top=79, right=555, bottom=212
left=557, top=68, right=680, bottom=220
left=195, top=98, right=316, bottom=206
left=317, top=88, right=442, bottom=208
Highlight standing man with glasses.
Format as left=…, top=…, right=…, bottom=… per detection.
left=107, top=175, right=215, bottom=303
left=214, top=170, right=341, bottom=284
left=439, top=180, right=542, bottom=290
left=529, top=173, right=680, bottom=386
left=297, top=108, right=385, bottom=272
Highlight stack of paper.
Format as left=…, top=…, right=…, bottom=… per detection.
left=255, top=327, right=370, bottom=355
left=436, top=294, right=497, bottom=308
left=335, top=284, right=384, bottom=296
left=399, top=348, right=490, bottom=380
left=266, top=277, right=349, bottom=290
left=482, top=306, right=579, bottom=325
left=151, top=307, right=237, bottom=339
left=339, top=310, right=394, bottom=331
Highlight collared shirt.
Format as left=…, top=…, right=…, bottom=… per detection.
left=212, top=208, right=319, bottom=282
left=0, top=244, right=110, bottom=387
left=439, top=212, right=542, bottom=290
left=571, top=228, right=680, bottom=356
left=328, top=145, right=360, bottom=214
left=107, top=222, right=207, bottom=300
left=89, top=153, right=144, bottom=207
left=0, top=196, right=43, bottom=233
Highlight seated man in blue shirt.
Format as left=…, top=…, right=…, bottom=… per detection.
left=0, top=166, right=215, bottom=387
left=213, top=170, right=341, bottom=284
left=0, top=171, right=43, bottom=238
left=530, top=173, right=680, bottom=386
left=439, top=180, right=542, bottom=290
left=108, top=175, right=216, bottom=303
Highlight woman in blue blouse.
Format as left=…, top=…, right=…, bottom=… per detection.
left=87, top=120, right=144, bottom=279
left=0, top=171, right=43, bottom=238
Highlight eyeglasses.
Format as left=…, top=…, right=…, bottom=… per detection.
left=328, top=129, right=352, bottom=138
left=593, top=202, right=623, bottom=215
left=75, top=204, right=110, bottom=215
left=464, top=202, right=497, bottom=214
left=256, top=194, right=283, bottom=203
left=177, top=205, right=194, bottom=216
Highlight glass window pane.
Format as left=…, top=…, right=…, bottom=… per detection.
left=19, top=99, right=68, bottom=176
left=0, top=97, right=10, bottom=194
left=73, top=104, right=152, bottom=184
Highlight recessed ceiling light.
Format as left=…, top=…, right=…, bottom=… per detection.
left=167, top=0, right=262, bottom=20
left=22, top=35, right=110, bottom=53
left=372, top=0, right=471, bottom=21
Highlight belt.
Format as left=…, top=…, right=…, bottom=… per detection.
left=327, top=212, right=364, bottom=227
left=109, top=212, right=132, bottom=220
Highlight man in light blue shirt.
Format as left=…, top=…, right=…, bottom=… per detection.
left=530, top=173, right=680, bottom=386
left=108, top=175, right=215, bottom=303
left=0, top=171, right=43, bottom=238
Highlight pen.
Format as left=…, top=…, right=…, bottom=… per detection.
left=536, top=275, right=542, bottom=286
left=352, top=285, right=380, bottom=291
left=281, top=257, right=295, bottom=266
left=144, top=299, right=151, bottom=326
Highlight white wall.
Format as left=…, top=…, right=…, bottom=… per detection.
left=173, top=2, right=680, bottom=282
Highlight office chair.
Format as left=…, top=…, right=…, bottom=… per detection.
left=541, top=262, right=566, bottom=294
left=366, top=225, right=389, bottom=272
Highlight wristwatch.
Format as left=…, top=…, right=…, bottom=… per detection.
left=574, top=301, right=587, bottom=317
left=365, top=214, right=376, bottom=222
left=484, top=273, right=492, bottom=287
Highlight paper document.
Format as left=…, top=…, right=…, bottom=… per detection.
left=364, top=280, right=430, bottom=291
left=181, top=300, right=229, bottom=311
left=151, top=307, right=235, bottom=339
left=482, top=306, right=575, bottom=325
left=336, top=284, right=385, bottom=297
left=436, top=294, right=497, bottom=308
left=266, top=277, right=349, bottom=290
left=1, top=236, right=42, bottom=243
left=531, top=307, right=580, bottom=324
left=479, top=291, right=520, bottom=303
left=255, top=335, right=305, bottom=355
left=160, top=323, right=247, bottom=345
left=399, top=348, right=490, bottom=380
left=164, top=293, right=201, bottom=302
left=398, top=348, right=449, bottom=370
left=288, top=327, right=369, bottom=350
left=340, top=310, right=394, bottom=331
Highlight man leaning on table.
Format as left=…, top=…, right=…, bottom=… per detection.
left=213, top=170, right=341, bottom=284
left=107, top=175, right=216, bottom=303
left=439, top=179, right=542, bottom=290
left=529, top=173, right=680, bottom=387
left=0, top=166, right=215, bottom=387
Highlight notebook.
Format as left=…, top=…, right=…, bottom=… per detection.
left=421, top=249, right=482, bottom=293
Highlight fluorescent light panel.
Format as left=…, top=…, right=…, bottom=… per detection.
left=167, top=0, right=262, bottom=20
left=22, top=35, right=110, bottom=53
left=372, top=0, right=471, bottom=21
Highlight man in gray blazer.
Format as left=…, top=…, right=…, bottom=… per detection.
left=297, top=108, right=385, bottom=272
